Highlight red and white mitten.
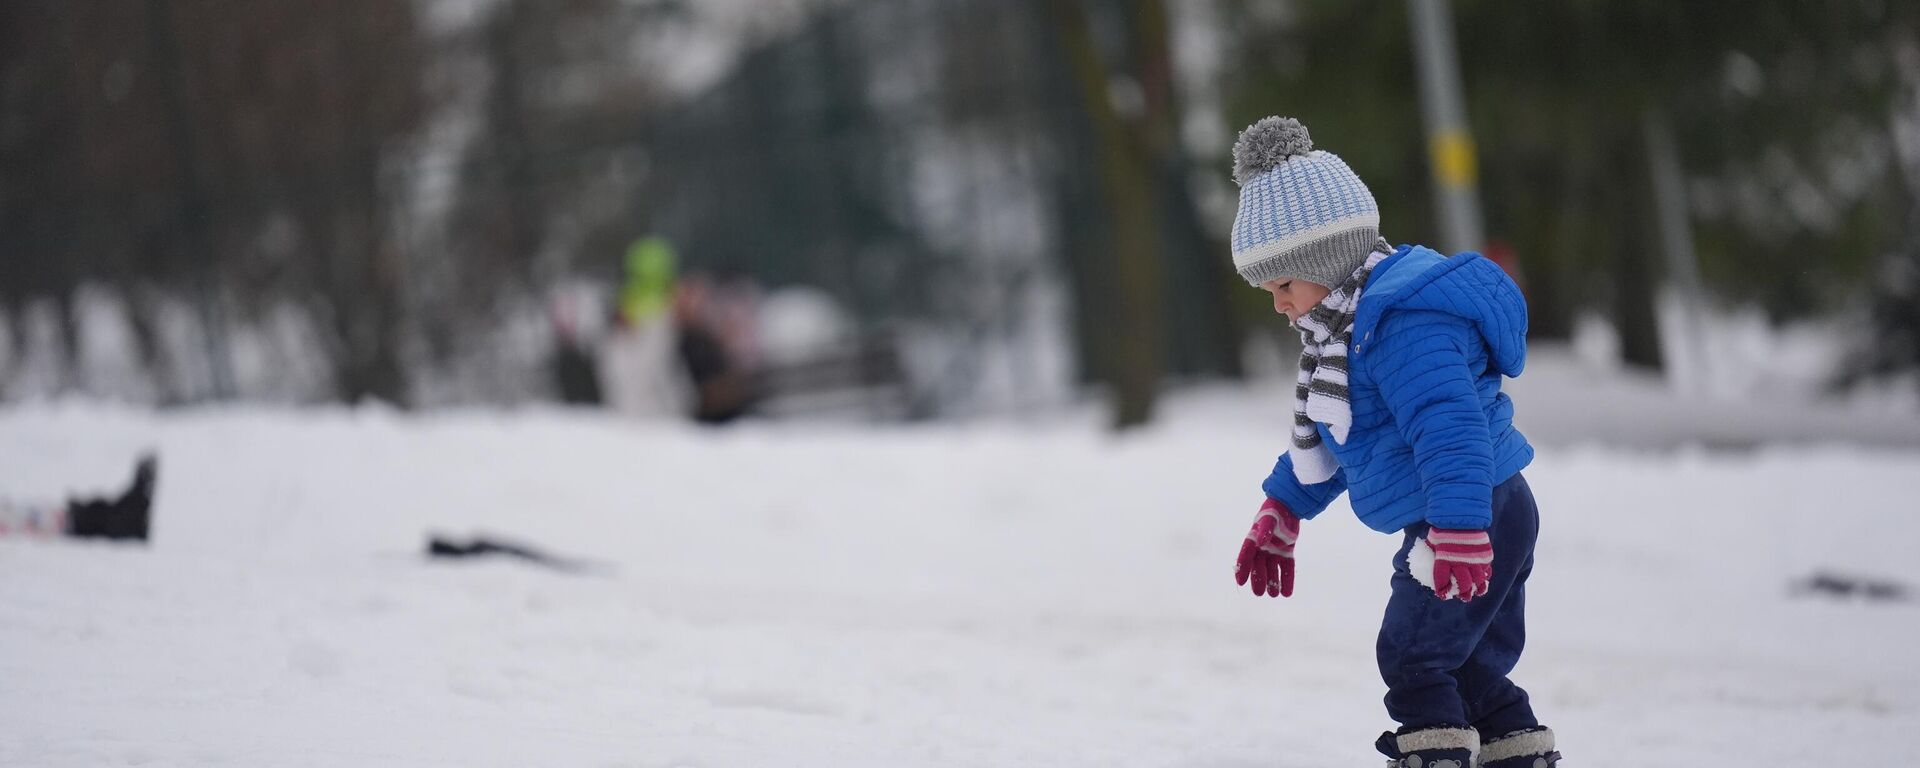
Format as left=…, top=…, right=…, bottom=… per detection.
left=1234, top=498, right=1301, bottom=597
left=1410, top=527, right=1493, bottom=601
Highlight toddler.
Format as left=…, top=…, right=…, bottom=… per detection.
left=1226, top=116, right=1559, bottom=768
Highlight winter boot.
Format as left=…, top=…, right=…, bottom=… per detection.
left=1374, top=725, right=1478, bottom=768
left=1478, top=726, right=1559, bottom=768
left=66, top=454, right=156, bottom=542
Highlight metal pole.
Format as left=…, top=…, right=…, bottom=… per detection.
left=1643, top=108, right=1710, bottom=393
left=1405, top=0, right=1484, bottom=255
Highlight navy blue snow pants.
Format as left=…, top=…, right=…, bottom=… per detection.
left=1377, top=472, right=1540, bottom=735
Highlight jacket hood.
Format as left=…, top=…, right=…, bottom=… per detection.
left=1354, top=245, right=1528, bottom=377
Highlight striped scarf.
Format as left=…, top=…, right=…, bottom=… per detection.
left=1289, top=239, right=1394, bottom=484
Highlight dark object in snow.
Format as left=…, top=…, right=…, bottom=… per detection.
left=67, top=454, right=157, bottom=542
left=1793, top=571, right=1911, bottom=602
left=426, top=533, right=609, bottom=575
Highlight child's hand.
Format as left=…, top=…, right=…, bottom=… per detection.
left=1419, top=528, right=1493, bottom=601
left=1234, top=498, right=1300, bottom=597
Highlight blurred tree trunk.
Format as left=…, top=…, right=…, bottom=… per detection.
left=0, top=303, right=24, bottom=388
left=120, top=281, right=179, bottom=405
left=1130, top=0, right=1243, bottom=379
left=1050, top=0, right=1166, bottom=429
left=328, top=6, right=408, bottom=405
left=1611, top=244, right=1665, bottom=370
left=484, top=0, right=543, bottom=280
left=53, top=290, right=82, bottom=392
left=1527, top=175, right=1585, bottom=342
left=147, top=0, right=234, bottom=400
left=1609, top=134, right=1664, bottom=371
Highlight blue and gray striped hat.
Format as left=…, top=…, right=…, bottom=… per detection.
left=1229, top=117, right=1380, bottom=288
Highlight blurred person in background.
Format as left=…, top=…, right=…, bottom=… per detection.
left=598, top=236, right=690, bottom=419
left=672, top=273, right=759, bottom=424
left=0, top=454, right=158, bottom=543
left=1225, top=118, right=1558, bottom=768
left=549, top=289, right=604, bottom=406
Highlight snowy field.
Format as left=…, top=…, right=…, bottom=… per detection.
left=2, top=399, right=1918, bottom=766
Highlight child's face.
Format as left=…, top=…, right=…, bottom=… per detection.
left=1259, top=278, right=1332, bottom=324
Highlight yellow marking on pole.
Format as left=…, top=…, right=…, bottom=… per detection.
left=1431, top=130, right=1478, bottom=188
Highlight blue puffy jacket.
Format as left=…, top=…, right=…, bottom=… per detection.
left=1262, top=244, right=1533, bottom=533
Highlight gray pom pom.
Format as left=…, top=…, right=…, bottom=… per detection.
left=1232, top=116, right=1315, bottom=186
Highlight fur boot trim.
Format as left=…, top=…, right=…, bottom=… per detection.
left=1479, top=726, right=1558, bottom=768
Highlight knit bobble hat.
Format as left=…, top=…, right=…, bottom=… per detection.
left=1229, top=116, right=1381, bottom=288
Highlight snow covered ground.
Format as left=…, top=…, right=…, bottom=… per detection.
left=2, top=399, right=1918, bottom=766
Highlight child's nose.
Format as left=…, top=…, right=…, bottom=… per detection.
left=1273, top=293, right=1288, bottom=315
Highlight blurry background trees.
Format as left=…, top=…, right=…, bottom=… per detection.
left=3, top=0, right=1918, bottom=421
left=2, top=1, right=431, bottom=403
left=1218, top=0, right=1920, bottom=374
